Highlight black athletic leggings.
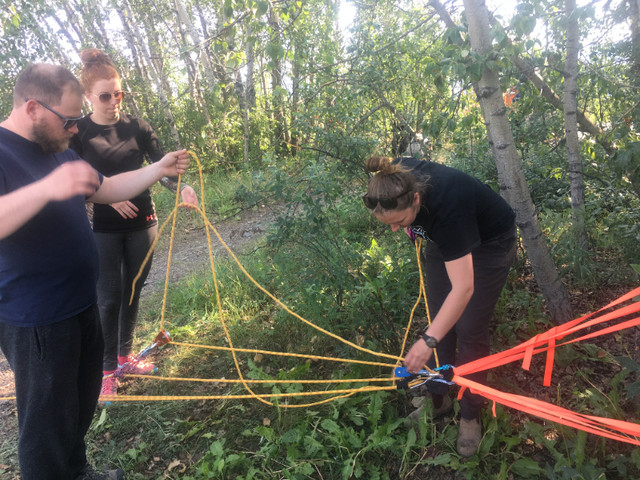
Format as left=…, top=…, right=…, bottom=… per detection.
left=94, top=225, right=158, bottom=371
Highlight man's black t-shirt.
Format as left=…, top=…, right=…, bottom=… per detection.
left=398, top=157, right=515, bottom=262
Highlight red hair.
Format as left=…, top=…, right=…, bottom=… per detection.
left=78, top=48, right=120, bottom=92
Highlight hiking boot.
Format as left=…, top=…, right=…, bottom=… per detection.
left=457, top=417, right=482, bottom=457
left=408, top=394, right=453, bottom=425
left=99, top=376, right=118, bottom=406
left=75, top=465, right=125, bottom=479
left=118, top=356, right=157, bottom=375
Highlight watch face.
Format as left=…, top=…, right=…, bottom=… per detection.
left=423, top=335, right=437, bottom=348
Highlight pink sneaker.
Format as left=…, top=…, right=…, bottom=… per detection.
left=99, top=376, right=118, bottom=406
left=118, top=356, right=158, bottom=375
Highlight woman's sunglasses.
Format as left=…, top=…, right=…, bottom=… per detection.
left=362, top=189, right=411, bottom=210
left=25, top=98, right=83, bottom=130
left=91, top=91, right=125, bottom=103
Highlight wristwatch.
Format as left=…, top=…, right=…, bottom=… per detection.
left=420, top=334, right=438, bottom=349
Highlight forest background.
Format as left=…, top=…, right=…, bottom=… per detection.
left=1, top=0, right=640, bottom=478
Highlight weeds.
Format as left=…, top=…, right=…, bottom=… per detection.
left=77, top=230, right=640, bottom=479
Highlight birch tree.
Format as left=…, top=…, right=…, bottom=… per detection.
left=174, top=0, right=212, bottom=124
left=563, top=0, right=587, bottom=248
left=267, top=4, right=288, bottom=156
left=462, top=0, right=572, bottom=323
left=117, top=0, right=182, bottom=147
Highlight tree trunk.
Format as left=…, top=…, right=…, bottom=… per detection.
left=432, top=0, right=611, bottom=154
left=61, top=0, right=113, bottom=52
left=462, top=0, right=572, bottom=324
left=174, top=0, right=212, bottom=124
left=114, top=5, right=144, bottom=118
left=290, top=38, right=301, bottom=156
left=563, top=0, right=587, bottom=248
left=245, top=23, right=260, bottom=165
left=118, top=0, right=181, bottom=147
left=114, top=6, right=143, bottom=80
left=193, top=0, right=219, bottom=93
left=245, top=26, right=256, bottom=112
left=268, top=5, right=289, bottom=156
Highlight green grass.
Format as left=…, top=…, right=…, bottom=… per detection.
left=4, top=165, right=640, bottom=479
left=79, top=232, right=640, bottom=479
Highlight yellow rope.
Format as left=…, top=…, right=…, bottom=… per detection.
left=98, top=384, right=398, bottom=404
left=397, top=238, right=423, bottom=362
left=2, top=151, right=440, bottom=407
left=124, top=151, right=442, bottom=406
left=170, top=341, right=399, bottom=368
left=190, top=205, right=403, bottom=363
left=0, top=152, right=442, bottom=406
left=414, top=237, right=440, bottom=368
left=119, top=374, right=395, bottom=385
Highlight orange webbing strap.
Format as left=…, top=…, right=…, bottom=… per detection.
left=453, top=376, right=640, bottom=446
left=449, top=286, right=640, bottom=446
left=520, top=287, right=640, bottom=373
left=455, top=286, right=640, bottom=386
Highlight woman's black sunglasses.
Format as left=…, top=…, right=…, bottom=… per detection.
left=362, top=190, right=411, bottom=210
left=92, top=91, right=126, bottom=103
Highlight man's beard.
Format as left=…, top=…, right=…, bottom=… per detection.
left=31, top=119, right=70, bottom=154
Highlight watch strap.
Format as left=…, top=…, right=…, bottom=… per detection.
left=420, top=334, right=438, bottom=348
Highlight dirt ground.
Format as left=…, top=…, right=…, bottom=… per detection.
left=0, top=203, right=282, bottom=475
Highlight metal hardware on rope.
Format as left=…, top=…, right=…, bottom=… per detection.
left=113, top=330, right=172, bottom=379
left=394, top=365, right=455, bottom=390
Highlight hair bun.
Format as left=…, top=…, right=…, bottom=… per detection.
left=366, top=154, right=393, bottom=173
left=80, top=48, right=115, bottom=68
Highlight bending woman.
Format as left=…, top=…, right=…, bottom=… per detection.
left=363, top=155, right=516, bottom=457
left=71, top=48, right=198, bottom=400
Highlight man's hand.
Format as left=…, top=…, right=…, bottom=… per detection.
left=47, top=161, right=100, bottom=201
left=0, top=160, right=99, bottom=239
left=157, top=150, right=190, bottom=177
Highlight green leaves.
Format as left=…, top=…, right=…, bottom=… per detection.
left=612, top=142, right=640, bottom=191
left=266, top=41, right=285, bottom=61
left=616, top=356, right=640, bottom=400
left=510, top=458, right=545, bottom=477
left=512, top=14, right=537, bottom=37
left=254, top=0, right=268, bottom=17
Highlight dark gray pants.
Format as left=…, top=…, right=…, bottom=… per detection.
left=422, top=227, right=516, bottom=420
left=94, top=225, right=157, bottom=371
left=0, top=306, right=103, bottom=479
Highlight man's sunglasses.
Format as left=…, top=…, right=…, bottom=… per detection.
left=362, top=189, right=411, bottom=210
left=25, top=98, right=83, bottom=130
left=91, top=91, right=125, bottom=103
